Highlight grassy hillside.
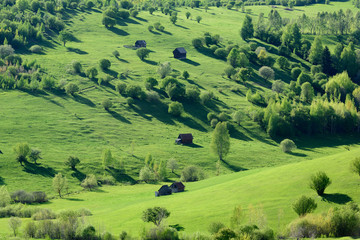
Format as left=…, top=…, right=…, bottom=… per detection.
left=1, top=144, right=359, bottom=237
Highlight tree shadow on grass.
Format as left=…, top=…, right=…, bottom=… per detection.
left=104, top=69, right=119, bottom=78
left=71, top=169, right=86, bottom=182
left=0, top=176, right=4, bottom=185
left=150, top=30, right=161, bottom=35
left=23, top=162, right=56, bottom=177
left=229, top=126, right=252, bottom=141
left=174, top=24, right=189, bottom=29
left=108, top=27, right=129, bottom=36
left=287, top=151, right=307, bottom=157
left=180, top=143, right=203, bottom=148
left=221, top=159, right=248, bottom=172
left=161, top=30, right=172, bottom=35
left=196, top=47, right=214, bottom=58
left=74, top=94, right=96, bottom=107
left=180, top=58, right=200, bottom=66
left=66, top=47, right=88, bottom=55
left=135, top=17, right=148, bottom=22
left=143, top=59, right=158, bottom=65
left=108, top=110, right=131, bottom=124
left=106, top=167, right=136, bottom=184
left=65, top=198, right=84, bottom=201
left=322, top=193, right=352, bottom=204
left=177, top=117, right=207, bottom=132
left=117, top=58, right=129, bottom=63
left=132, top=101, right=175, bottom=125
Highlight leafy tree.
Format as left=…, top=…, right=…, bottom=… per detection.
left=308, top=37, right=323, bottom=65
left=102, top=16, right=116, bottom=28
left=350, top=157, right=360, bottom=177
left=280, top=139, right=297, bottom=153
left=102, top=149, right=113, bottom=168
left=28, top=148, right=42, bottom=164
left=8, top=217, right=21, bottom=236
left=142, top=207, right=170, bottom=226
left=99, top=59, right=111, bottom=71
left=211, top=122, right=230, bottom=161
left=340, top=42, right=359, bottom=78
left=259, top=66, right=275, bottom=80
left=276, top=56, right=290, bottom=70
left=237, top=68, right=253, bottom=84
left=136, top=48, right=151, bottom=60
left=196, top=16, right=202, bottom=23
left=102, top=98, right=113, bottom=111
left=297, top=72, right=312, bottom=85
left=170, top=14, right=177, bottom=24
left=149, top=7, right=155, bottom=14
left=240, top=15, right=254, bottom=40
left=192, top=38, right=204, bottom=49
left=215, top=228, right=236, bottom=240
left=65, top=83, right=80, bottom=95
left=325, top=72, right=355, bottom=99
left=272, top=80, right=286, bottom=94
left=186, top=12, right=191, bottom=19
left=321, top=46, right=334, bottom=76
left=81, top=174, right=98, bottom=190
left=309, top=171, right=332, bottom=196
left=182, top=70, right=190, bottom=80
left=209, top=222, right=226, bottom=234
left=13, top=142, right=30, bottom=166
left=0, top=45, right=14, bottom=58
left=224, top=66, right=236, bottom=79
left=139, top=166, right=154, bottom=183
left=52, top=173, right=68, bottom=198
left=181, top=165, right=204, bottom=182
left=158, top=160, right=167, bottom=181
left=300, top=82, right=314, bottom=104
left=168, top=101, right=184, bottom=116
left=86, top=67, right=98, bottom=79
left=167, top=158, right=178, bottom=173
left=58, top=30, right=74, bottom=47
left=292, top=195, right=317, bottom=217
left=0, top=186, right=11, bottom=207
left=291, top=67, right=302, bottom=80
left=227, top=48, right=240, bottom=67
left=65, top=156, right=80, bottom=170
left=186, top=85, right=201, bottom=102
left=157, top=62, right=172, bottom=78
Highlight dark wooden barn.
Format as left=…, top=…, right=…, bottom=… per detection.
left=175, top=134, right=193, bottom=144
left=170, top=182, right=185, bottom=193
left=173, top=47, right=187, bottom=59
left=135, top=40, right=147, bottom=48
left=155, top=185, right=172, bottom=197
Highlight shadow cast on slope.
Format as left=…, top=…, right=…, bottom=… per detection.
left=23, top=162, right=57, bottom=177
left=322, top=193, right=352, bottom=205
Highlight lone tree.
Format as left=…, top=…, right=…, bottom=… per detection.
left=211, top=122, right=230, bottom=161
left=309, top=171, right=331, bottom=196
left=167, top=158, right=179, bottom=173
left=142, top=207, right=170, bottom=226
left=240, top=15, right=254, bottom=40
left=136, top=48, right=151, bottom=61
left=29, top=148, right=42, bottom=164
left=65, top=156, right=80, bottom=170
left=8, top=217, right=22, bottom=237
left=58, top=30, right=74, bottom=47
left=196, top=16, right=202, bottom=23
left=292, top=195, right=317, bottom=217
left=351, top=157, right=360, bottom=177
left=13, top=142, right=30, bottom=166
left=52, top=173, right=68, bottom=198
left=185, top=12, right=191, bottom=19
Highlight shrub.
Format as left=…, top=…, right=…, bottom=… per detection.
left=32, top=208, right=56, bottom=220
left=72, top=60, right=82, bottom=74
left=130, top=9, right=139, bottom=17
left=200, top=91, right=215, bottom=105
left=32, top=191, right=47, bottom=203
left=272, top=80, right=286, bottom=93
left=292, top=195, right=317, bottom=217
left=291, top=67, right=302, bottom=80
left=207, top=112, right=218, bottom=122
left=118, top=10, right=130, bottom=19
left=181, top=165, right=204, bottom=182
left=148, top=7, right=155, bottom=14
left=127, top=97, right=134, bottom=105
left=98, top=175, right=116, bottom=185
left=136, top=48, right=151, bottom=60
left=309, top=171, right=332, bottom=196
left=11, top=190, right=35, bottom=204
left=351, top=157, right=360, bottom=176
left=65, top=156, right=80, bottom=170
left=297, top=72, right=312, bottom=85
left=280, top=139, right=296, bottom=153
left=182, top=70, right=190, bottom=80
left=214, top=228, right=236, bottom=240
left=186, top=86, right=200, bottom=102
left=168, top=101, right=184, bottom=116
left=65, top=83, right=79, bottom=95
left=24, top=221, right=37, bottom=238
left=86, top=67, right=98, bottom=79
left=192, top=38, right=203, bottom=49
left=126, top=84, right=143, bottom=99
left=29, top=45, right=43, bottom=53
left=102, top=16, right=116, bottom=28
left=0, top=45, right=14, bottom=58
left=214, top=48, right=228, bottom=59
left=116, top=82, right=127, bottom=95
left=102, top=98, right=113, bottom=110
left=224, top=66, right=236, bottom=79
left=259, top=66, right=275, bottom=80
left=0, top=186, right=11, bottom=207
left=112, top=50, right=120, bottom=58
left=218, top=112, right=230, bottom=122
left=145, top=226, right=179, bottom=240
left=157, top=62, right=172, bottom=78
left=208, top=222, right=226, bottom=234
left=139, top=166, right=154, bottom=183
left=146, top=91, right=160, bottom=103
left=81, top=174, right=98, bottom=190
left=99, top=59, right=111, bottom=71
left=41, top=77, right=56, bottom=90
left=276, top=56, right=290, bottom=70
left=211, top=118, right=219, bottom=128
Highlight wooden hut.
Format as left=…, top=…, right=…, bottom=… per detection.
left=175, top=134, right=193, bottom=144
left=170, top=182, right=185, bottom=193
left=173, top=47, right=187, bottom=59
left=135, top=40, right=147, bottom=48
left=155, top=185, right=172, bottom=197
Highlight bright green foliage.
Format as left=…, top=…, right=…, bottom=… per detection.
left=65, top=83, right=80, bottom=95
left=214, top=228, right=236, bottom=240
left=208, top=222, right=225, bottom=234
left=145, top=77, right=158, bottom=90
left=292, top=195, right=317, bottom=216
left=13, top=142, right=30, bottom=166
left=144, top=153, right=152, bottom=166
left=142, top=207, right=170, bottom=226
left=168, top=101, right=184, bottom=116
left=65, top=156, right=80, bottom=170
left=181, top=165, right=204, bottom=182
left=259, top=66, right=275, bottom=80
left=300, top=82, right=314, bottom=104
left=340, top=43, right=359, bottom=78
left=0, top=186, right=11, bottom=207
left=8, top=217, right=21, bottom=237
left=240, top=15, right=254, bottom=40
left=158, top=160, right=167, bottom=181
left=350, top=157, right=360, bottom=176
left=58, top=30, right=74, bottom=47
left=211, top=122, right=230, bottom=161
left=86, top=67, right=98, bottom=79
left=81, top=174, right=98, bottom=190
left=139, top=166, right=154, bottom=183
left=308, top=37, right=323, bottom=65
left=276, top=56, right=290, bottom=70
left=325, top=72, right=355, bottom=99
left=136, top=48, right=151, bottom=60
left=291, top=67, right=302, bottom=80
left=157, top=62, right=172, bottom=78
left=297, top=72, right=312, bottom=85
left=309, top=171, right=332, bottom=196
left=52, top=173, right=68, bottom=198
left=102, top=149, right=113, bottom=168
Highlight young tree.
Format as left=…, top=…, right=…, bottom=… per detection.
left=65, top=156, right=80, bottom=170
left=350, top=157, right=360, bottom=177
left=8, top=217, right=21, bottom=237
left=166, top=158, right=178, bottom=173
left=158, top=160, right=167, bottom=181
left=102, top=16, right=116, bottom=28
left=309, top=171, right=331, bottom=196
left=29, top=148, right=42, bottom=164
left=170, top=14, right=177, bottom=24
left=340, top=42, right=359, bottom=78
left=86, top=67, right=98, bottom=79
left=136, top=48, right=151, bottom=61
left=292, top=195, right=317, bottom=217
left=211, top=122, right=230, bottom=161
left=168, top=101, right=184, bottom=116
left=0, top=186, right=11, bottom=207
left=196, top=16, right=202, bottom=23
left=308, top=37, right=323, bottom=65
left=142, top=207, right=170, bottom=226
left=102, top=149, right=113, bottom=168
left=157, top=62, right=172, bottom=78
left=52, top=173, right=68, bottom=198
left=13, top=142, right=30, bottom=166
left=58, top=30, right=74, bottom=47
left=240, top=15, right=254, bottom=40
left=186, top=12, right=191, bottom=19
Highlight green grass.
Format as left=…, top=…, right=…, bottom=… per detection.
left=1, top=146, right=359, bottom=237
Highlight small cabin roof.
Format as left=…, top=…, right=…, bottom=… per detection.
left=173, top=47, right=187, bottom=54
left=170, top=182, right=185, bottom=189
left=135, top=40, right=146, bottom=44
left=178, top=133, right=193, bottom=140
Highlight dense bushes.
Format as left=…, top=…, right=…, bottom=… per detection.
left=11, top=190, right=47, bottom=204
left=280, top=139, right=296, bottom=153
left=292, top=195, right=317, bottom=216
left=180, top=165, right=204, bottom=182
